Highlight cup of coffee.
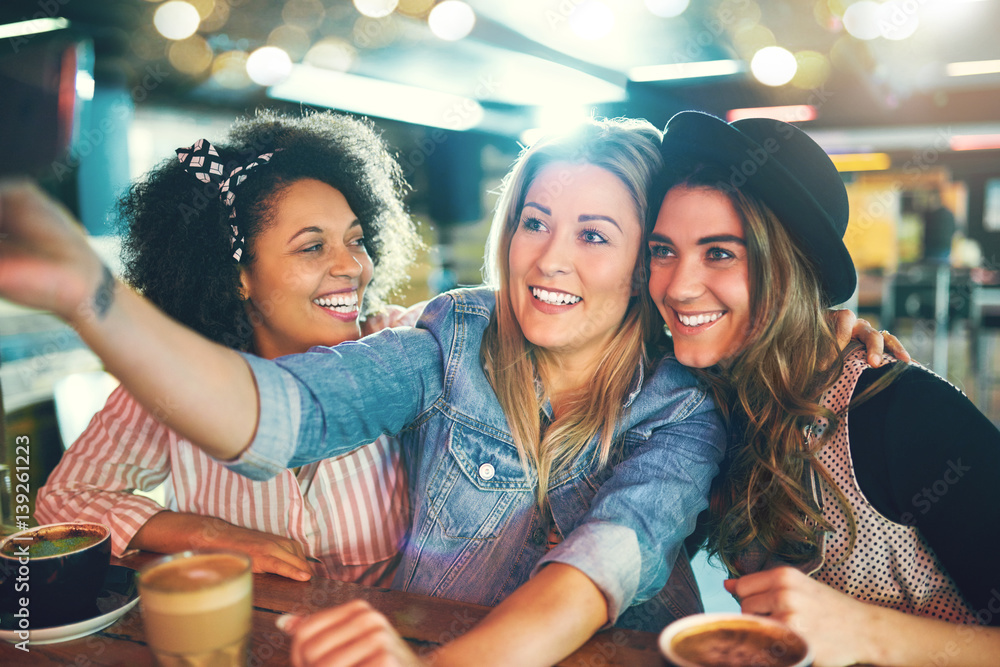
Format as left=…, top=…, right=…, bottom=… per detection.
left=138, top=550, right=253, bottom=667
left=0, top=521, right=111, bottom=627
left=659, top=612, right=813, bottom=667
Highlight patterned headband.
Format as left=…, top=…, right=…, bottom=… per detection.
left=175, top=138, right=278, bottom=263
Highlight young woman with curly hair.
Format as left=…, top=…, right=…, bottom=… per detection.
left=648, top=111, right=1000, bottom=666
left=35, top=110, right=423, bottom=584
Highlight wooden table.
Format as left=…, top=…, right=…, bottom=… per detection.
left=1, top=552, right=667, bottom=666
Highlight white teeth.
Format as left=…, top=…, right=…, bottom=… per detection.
left=532, top=287, right=581, bottom=306
left=677, top=311, right=723, bottom=327
left=313, top=291, right=359, bottom=311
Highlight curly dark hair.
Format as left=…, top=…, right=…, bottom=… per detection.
left=117, top=109, right=420, bottom=350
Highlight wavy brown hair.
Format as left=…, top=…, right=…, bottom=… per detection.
left=481, top=118, right=663, bottom=508
left=654, top=161, right=863, bottom=573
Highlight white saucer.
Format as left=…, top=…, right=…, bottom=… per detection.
left=0, top=565, right=139, bottom=645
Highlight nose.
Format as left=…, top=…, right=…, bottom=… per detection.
left=329, top=245, right=363, bottom=279
left=663, top=258, right=705, bottom=304
left=535, top=234, right=572, bottom=277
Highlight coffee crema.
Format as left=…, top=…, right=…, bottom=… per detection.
left=672, top=620, right=809, bottom=667
left=0, top=525, right=107, bottom=559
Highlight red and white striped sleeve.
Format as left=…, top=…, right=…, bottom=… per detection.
left=35, top=385, right=173, bottom=556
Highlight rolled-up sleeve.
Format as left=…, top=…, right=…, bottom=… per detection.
left=536, top=379, right=725, bottom=623
left=222, top=297, right=452, bottom=480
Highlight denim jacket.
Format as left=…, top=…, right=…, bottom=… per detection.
left=229, top=288, right=725, bottom=622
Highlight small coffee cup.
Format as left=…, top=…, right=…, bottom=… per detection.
left=0, top=521, right=112, bottom=627
left=659, top=612, right=813, bottom=667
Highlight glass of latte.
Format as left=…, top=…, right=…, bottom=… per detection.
left=138, top=551, right=252, bottom=667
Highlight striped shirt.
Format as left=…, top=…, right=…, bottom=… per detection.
left=35, top=304, right=424, bottom=585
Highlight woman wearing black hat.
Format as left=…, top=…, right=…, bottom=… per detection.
left=649, top=111, right=1000, bottom=666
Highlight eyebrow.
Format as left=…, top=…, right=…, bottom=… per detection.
left=648, top=232, right=745, bottom=245
left=287, top=220, right=361, bottom=244
left=522, top=202, right=623, bottom=232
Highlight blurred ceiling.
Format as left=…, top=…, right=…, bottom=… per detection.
left=3, top=0, right=1000, bottom=155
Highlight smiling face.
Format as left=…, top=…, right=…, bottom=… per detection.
left=239, top=178, right=374, bottom=359
left=507, top=161, right=643, bottom=372
left=648, top=185, right=752, bottom=368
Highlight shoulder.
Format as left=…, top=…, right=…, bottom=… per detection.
left=415, top=287, right=495, bottom=329
left=635, top=356, right=718, bottom=423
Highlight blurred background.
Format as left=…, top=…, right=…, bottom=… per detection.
left=1, top=0, right=999, bottom=601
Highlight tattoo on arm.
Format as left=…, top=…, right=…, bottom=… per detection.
left=93, top=264, right=115, bottom=319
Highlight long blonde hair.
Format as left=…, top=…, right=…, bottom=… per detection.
left=481, top=118, right=663, bottom=507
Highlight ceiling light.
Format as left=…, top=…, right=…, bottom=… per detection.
left=750, top=46, right=797, bottom=87
left=353, top=0, right=399, bottom=19
left=947, top=59, right=1000, bottom=77
left=828, top=153, right=891, bottom=172
left=950, top=135, right=1000, bottom=151
left=153, top=1, right=201, bottom=41
left=0, top=17, right=70, bottom=40
left=247, top=46, right=293, bottom=86
left=643, top=0, right=689, bottom=18
left=843, top=1, right=881, bottom=41
left=569, top=1, right=615, bottom=40
left=269, top=64, right=484, bottom=131
left=726, top=105, right=817, bottom=123
left=630, top=60, right=742, bottom=82
left=428, top=1, right=476, bottom=41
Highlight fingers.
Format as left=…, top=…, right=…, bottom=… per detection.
left=724, top=567, right=802, bottom=601
left=253, top=551, right=313, bottom=581
left=880, top=329, right=912, bottom=363
left=830, top=308, right=858, bottom=350
left=290, top=601, right=410, bottom=667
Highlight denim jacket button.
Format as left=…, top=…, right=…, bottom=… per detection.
left=478, top=463, right=495, bottom=480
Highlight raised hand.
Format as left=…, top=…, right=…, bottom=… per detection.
left=0, top=180, right=107, bottom=322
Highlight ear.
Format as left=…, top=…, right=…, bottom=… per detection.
left=238, top=267, right=251, bottom=301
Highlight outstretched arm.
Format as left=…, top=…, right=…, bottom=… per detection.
left=0, top=181, right=257, bottom=460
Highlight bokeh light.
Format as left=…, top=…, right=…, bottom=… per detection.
left=247, top=46, right=293, bottom=86
left=211, top=50, right=251, bottom=88
left=168, top=35, right=213, bottom=75
left=199, top=0, right=230, bottom=31
left=879, top=0, right=919, bottom=40
left=791, top=50, right=831, bottom=90
left=644, top=0, right=689, bottom=18
left=353, top=0, right=399, bottom=19
left=428, top=1, right=476, bottom=41
left=153, top=1, right=201, bottom=41
left=569, top=1, right=615, bottom=40
left=843, top=1, right=882, bottom=40
left=750, top=46, right=797, bottom=86
left=185, top=0, right=215, bottom=19
left=269, top=24, right=312, bottom=62
left=732, top=24, right=776, bottom=60
left=304, top=38, right=358, bottom=71
left=397, top=0, right=435, bottom=18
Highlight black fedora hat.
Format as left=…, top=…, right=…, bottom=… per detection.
left=658, top=111, right=857, bottom=306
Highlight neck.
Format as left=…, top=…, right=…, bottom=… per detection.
left=537, top=350, right=601, bottom=415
